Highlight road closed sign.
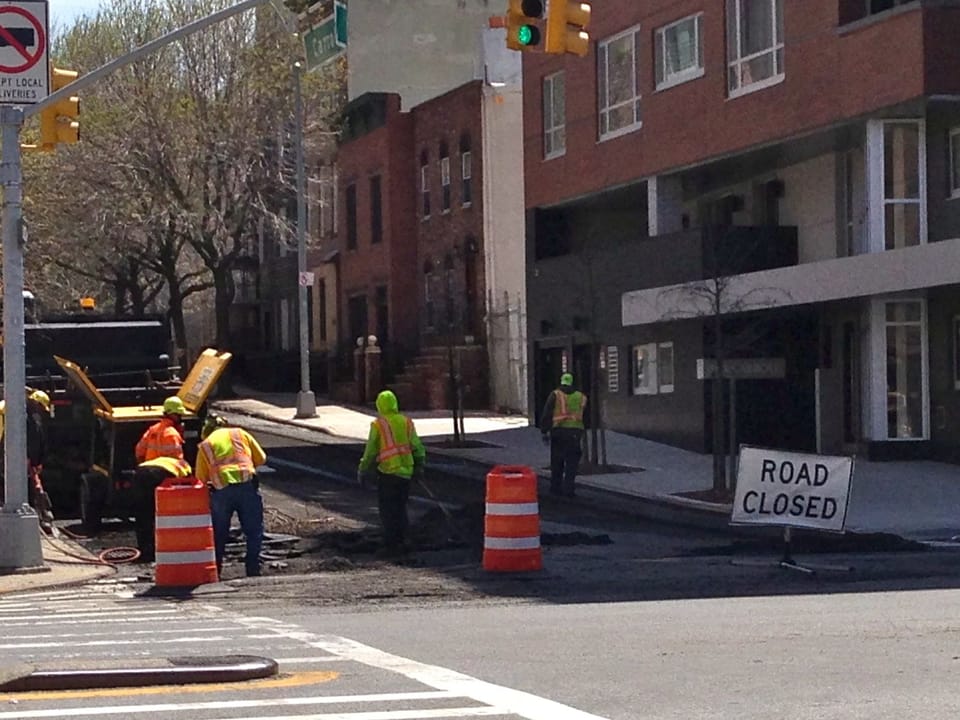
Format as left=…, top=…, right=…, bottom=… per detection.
left=731, top=446, right=854, bottom=533
left=0, top=1, right=49, bottom=105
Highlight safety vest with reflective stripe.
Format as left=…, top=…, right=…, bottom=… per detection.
left=136, top=419, right=185, bottom=462
left=376, top=416, right=415, bottom=469
left=139, top=455, right=192, bottom=477
left=552, top=390, right=586, bottom=430
left=200, top=428, right=256, bottom=490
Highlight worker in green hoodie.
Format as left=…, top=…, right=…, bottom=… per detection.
left=358, top=389, right=426, bottom=556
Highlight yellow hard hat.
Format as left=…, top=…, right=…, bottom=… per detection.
left=162, top=396, right=186, bottom=415
left=28, top=389, right=52, bottom=414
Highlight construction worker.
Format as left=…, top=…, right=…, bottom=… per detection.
left=132, top=396, right=188, bottom=561
left=25, top=389, right=55, bottom=530
left=195, top=415, right=267, bottom=578
left=358, top=390, right=426, bottom=557
left=540, top=373, right=587, bottom=498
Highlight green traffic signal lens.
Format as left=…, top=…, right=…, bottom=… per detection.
left=517, top=24, right=540, bottom=46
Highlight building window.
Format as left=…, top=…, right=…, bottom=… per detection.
left=345, top=183, right=357, bottom=250
left=883, top=122, right=923, bottom=249
left=369, top=175, right=382, bottom=244
left=420, top=150, right=430, bottom=219
left=885, top=300, right=924, bottom=439
left=317, top=163, right=337, bottom=239
left=440, top=143, right=451, bottom=213
left=631, top=343, right=657, bottom=395
left=598, top=26, right=642, bottom=141
left=317, top=279, right=327, bottom=342
left=543, top=71, right=566, bottom=158
left=655, top=14, right=704, bottom=91
left=949, top=127, right=960, bottom=199
left=726, top=0, right=784, bottom=97
left=869, top=0, right=915, bottom=14
left=658, top=342, right=675, bottom=393
left=423, top=261, right=435, bottom=330
left=461, top=151, right=472, bottom=206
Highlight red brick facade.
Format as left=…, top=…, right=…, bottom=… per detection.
left=522, top=1, right=960, bottom=208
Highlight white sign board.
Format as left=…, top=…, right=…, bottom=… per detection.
left=731, top=446, right=854, bottom=533
left=298, top=271, right=315, bottom=287
left=0, top=1, right=48, bottom=105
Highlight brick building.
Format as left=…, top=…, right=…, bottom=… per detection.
left=522, top=0, right=960, bottom=461
left=332, top=85, right=490, bottom=409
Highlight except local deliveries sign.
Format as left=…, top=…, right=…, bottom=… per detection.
left=0, top=1, right=48, bottom=105
left=731, top=446, right=854, bottom=533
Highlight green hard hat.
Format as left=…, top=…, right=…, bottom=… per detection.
left=560, top=373, right=574, bottom=386
left=162, top=396, right=186, bottom=415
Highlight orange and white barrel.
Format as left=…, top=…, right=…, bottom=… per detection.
left=482, top=465, right=543, bottom=572
left=154, top=477, right=219, bottom=587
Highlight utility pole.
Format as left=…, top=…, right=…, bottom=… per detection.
left=0, top=0, right=270, bottom=572
left=293, top=58, right=316, bottom=419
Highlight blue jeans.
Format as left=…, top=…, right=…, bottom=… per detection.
left=210, top=480, right=263, bottom=577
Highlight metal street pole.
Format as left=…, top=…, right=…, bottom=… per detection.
left=1, top=0, right=271, bottom=572
left=294, top=61, right=316, bottom=419
left=0, top=106, right=42, bottom=571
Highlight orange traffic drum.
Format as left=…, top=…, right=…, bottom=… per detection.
left=154, top=477, right=219, bottom=587
left=482, top=465, right=543, bottom=572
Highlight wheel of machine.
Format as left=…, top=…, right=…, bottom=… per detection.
left=79, top=473, right=107, bottom=534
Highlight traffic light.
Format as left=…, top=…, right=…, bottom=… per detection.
left=505, top=0, right=543, bottom=51
left=39, top=68, right=80, bottom=151
left=545, top=1, right=592, bottom=56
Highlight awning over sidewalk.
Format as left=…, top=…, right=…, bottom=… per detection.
left=622, top=237, right=960, bottom=326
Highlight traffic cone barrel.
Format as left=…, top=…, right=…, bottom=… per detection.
left=154, top=477, right=219, bottom=587
left=482, top=465, right=543, bottom=572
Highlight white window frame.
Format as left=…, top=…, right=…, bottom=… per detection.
left=655, top=13, right=704, bottom=91
left=461, top=150, right=472, bottom=207
left=866, top=119, right=927, bottom=252
left=949, top=126, right=960, bottom=200
left=440, top=156, right=451, bottom=213
left=953, top=315, right=960, bottom=390
left=867, top=297, right=928, bottom=441
left=597, top=25, right=642, bottom=142
left=658, top=342, right=675, bottom=393
left=420, top=164, right=430, bottom=219
left=726, top=0, right=784, bottom=99
left=631, top=343, right=658, bottom=395
left=543, top=71, right=566, bottom=159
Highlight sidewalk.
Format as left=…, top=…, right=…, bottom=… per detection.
left=216, top=390, right=960, bottom=542
left=0, top=533, right=115, bottom=595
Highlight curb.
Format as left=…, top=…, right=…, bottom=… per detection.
left=0, top=655, right=278, bottom=692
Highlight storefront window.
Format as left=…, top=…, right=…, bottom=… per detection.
left=885, top=300, right=924, bottom=439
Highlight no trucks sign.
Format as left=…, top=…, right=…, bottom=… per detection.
left=731, top=446, right=854, bottom=533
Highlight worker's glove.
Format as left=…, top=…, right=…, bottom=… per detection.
left=541, top=434, right=550, bottom=446
left=357, top=469, right=370, bottom=489
left=413, top=465, right=425, bottom=482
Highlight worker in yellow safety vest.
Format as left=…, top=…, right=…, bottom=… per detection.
left=358, top=390, right=426, bottom=557
left=195, top=415, right=267, bottom=577
left=539, top=373, right=587, bottom=498
left=0, top=389, right=56, bottom=531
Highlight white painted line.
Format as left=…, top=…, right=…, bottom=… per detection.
left=0, top=635, right=232, bottom=650
left=0, top=613, right=197, bottom=627
left=0, top=691, right=457, bottom=718
left=1, top=626, right=238, bottom=641
left=237, top=622, right=611, bottom=720
left=275, top=656, right=342, bottom=664
left=207, top=710, right=506, bottom=720
left=0, top=608, right=183, bottom=622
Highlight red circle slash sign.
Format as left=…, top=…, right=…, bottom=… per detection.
left=0, top=6, right=44, bottom=74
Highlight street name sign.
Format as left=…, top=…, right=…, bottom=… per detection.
left=731, top=446, right=854, bottom=533
left=0, top=1, right=48, bottom=105
left=302, top=0, right=346, bottom=71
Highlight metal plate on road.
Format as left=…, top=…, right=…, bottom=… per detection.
left=0, top=1, right=49, bottom=105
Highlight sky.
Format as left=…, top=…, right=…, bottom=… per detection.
left=49, top=0, right=108, bottom=30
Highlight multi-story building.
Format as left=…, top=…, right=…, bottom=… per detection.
left=523, top=0, right=960, bottom=460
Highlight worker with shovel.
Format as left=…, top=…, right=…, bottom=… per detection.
left=358, top=390, right=426, bottom=558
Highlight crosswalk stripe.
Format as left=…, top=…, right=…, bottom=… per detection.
left=0, top=691, right=460, bottom=718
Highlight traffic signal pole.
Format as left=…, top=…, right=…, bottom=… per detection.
left=0, top=0, right=271, bottom=572
left=293, top=60, right=316, bottom=419
left=0, top=104, right=42, bottom=571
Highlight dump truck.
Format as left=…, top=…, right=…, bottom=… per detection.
left=54, top=349, right=232, bottom=532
